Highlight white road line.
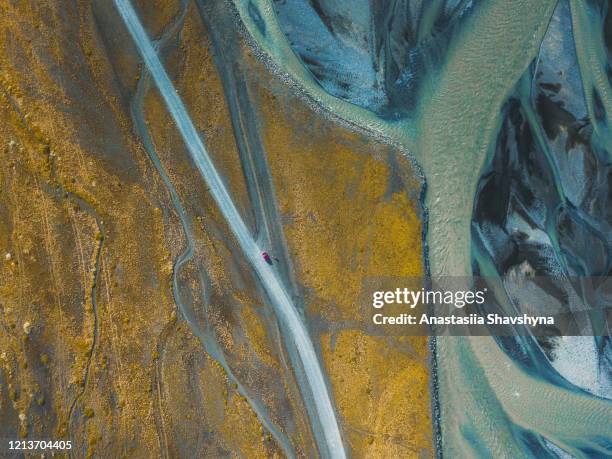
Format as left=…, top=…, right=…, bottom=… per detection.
left=114, top=1, right=346, bottom=457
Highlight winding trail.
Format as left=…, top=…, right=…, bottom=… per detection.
left=130, top=31, right=294, bottom=457
left=0, top=82, right=105, bottom=451
left=114, top=1, right=346, bottom=457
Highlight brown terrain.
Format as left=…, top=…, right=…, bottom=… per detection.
left=0, top=0, right=433, bottom=457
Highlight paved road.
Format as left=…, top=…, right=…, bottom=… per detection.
left=114, top=1, right=346, bottom=457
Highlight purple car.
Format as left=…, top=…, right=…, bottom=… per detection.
left=262, top=251, right=273, bottom=265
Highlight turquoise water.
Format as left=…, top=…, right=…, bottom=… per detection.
left=234, top=0, right=612, bottom=457
left=112, top=0, right=612, bottom=455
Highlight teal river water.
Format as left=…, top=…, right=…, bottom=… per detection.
left=233, top=0, right=612, bottom=457
left=116, top=0, right=612, bottom=456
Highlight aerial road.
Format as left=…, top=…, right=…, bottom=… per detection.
left=113, top=0, right=347, bottom=457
